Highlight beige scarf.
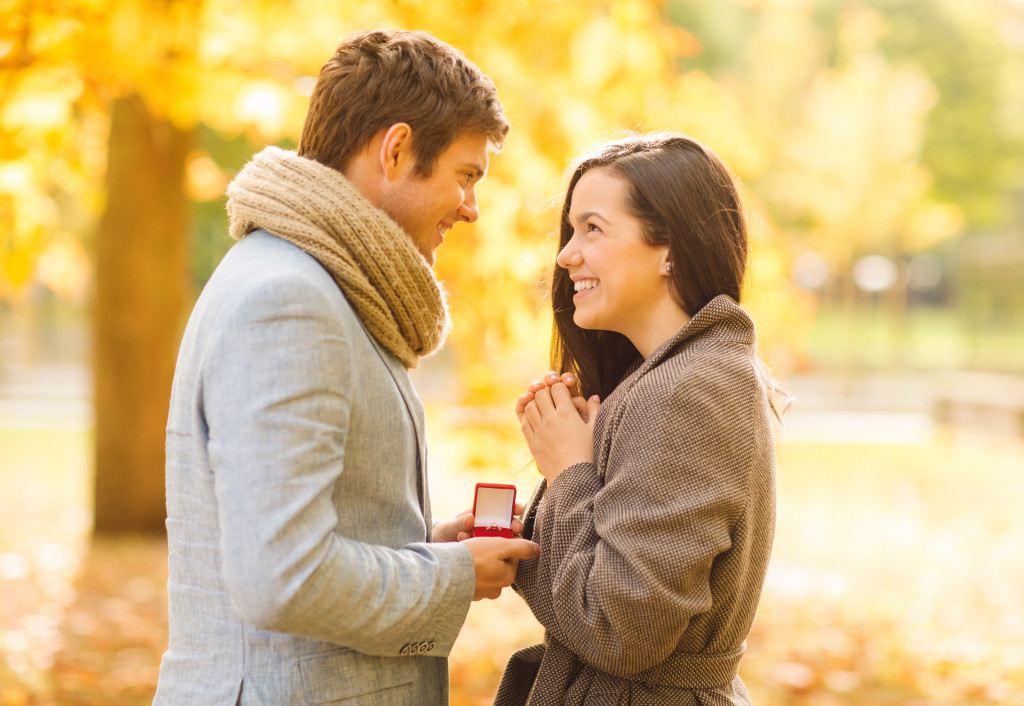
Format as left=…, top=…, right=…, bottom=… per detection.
left=226, top=147, right=450, bottom=369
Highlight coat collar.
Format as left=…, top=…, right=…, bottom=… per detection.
left=615, top=294, right=755, bottom=395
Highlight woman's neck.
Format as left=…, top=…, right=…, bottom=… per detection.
left=627, top=299, right=691, bottom=359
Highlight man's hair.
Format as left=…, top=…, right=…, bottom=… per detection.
left=298, top=29, right=509, bottom=176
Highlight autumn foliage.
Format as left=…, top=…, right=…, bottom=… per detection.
left=2, top=0, right=1024, bottom=704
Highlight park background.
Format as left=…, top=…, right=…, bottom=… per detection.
left=2, top=0, right=1024, bottom=703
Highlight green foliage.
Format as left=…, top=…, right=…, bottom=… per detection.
left=874, top=0, right=1024, bottom=229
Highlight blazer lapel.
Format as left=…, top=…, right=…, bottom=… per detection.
left=357, top=322, right=429, bottom=519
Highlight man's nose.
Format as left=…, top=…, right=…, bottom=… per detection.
left=457, top=191, right=479, bottom=223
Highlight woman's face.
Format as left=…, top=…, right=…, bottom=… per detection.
left=557, top=167, right=675, bottom=346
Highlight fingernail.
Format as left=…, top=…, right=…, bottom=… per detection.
left=591, top=395, right=600, bottom=401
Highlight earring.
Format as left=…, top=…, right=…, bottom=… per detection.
left=665, top=263, right=673, bottom=274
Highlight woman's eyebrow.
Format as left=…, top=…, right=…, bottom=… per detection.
left=571, top=210, right=610, bottom=225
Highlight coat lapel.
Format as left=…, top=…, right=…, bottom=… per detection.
left=358, top=321, right=429, bottom=520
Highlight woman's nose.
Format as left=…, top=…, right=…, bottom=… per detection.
left=556, top=237, right=581, bottom=268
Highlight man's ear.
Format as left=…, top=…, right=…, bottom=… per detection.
left=379, top=123, right=414, bottom=181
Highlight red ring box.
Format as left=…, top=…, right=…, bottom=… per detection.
left=472, top=483, right=517, bottom=538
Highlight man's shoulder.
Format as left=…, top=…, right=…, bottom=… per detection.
left=203, top=231, right=346, bottom=311
left=183, top=230, right=365, bottom=354
left=219, top=229, right=332, bottom=284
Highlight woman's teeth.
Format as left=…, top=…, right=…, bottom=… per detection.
left=574, top=279, right=599, bottom=293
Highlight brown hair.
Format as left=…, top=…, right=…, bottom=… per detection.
left=551, top=134, right=749, bottom=399
left=298, top=29, right=509, bottom=176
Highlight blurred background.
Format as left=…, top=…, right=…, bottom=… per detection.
left=2, top=0, right=1023, bottom=703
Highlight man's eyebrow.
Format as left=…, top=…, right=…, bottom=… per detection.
left=459, top=161, right=487, bottom=179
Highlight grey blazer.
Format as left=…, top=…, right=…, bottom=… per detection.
left=154, top=230, right=475, bottom=706
left=495, top=295, right=776, bottom=706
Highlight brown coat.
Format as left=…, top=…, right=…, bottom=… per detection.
left=495, top=295, right=776, bottom=706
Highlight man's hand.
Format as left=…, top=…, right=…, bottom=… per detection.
left=463, top=536, right=540, bottom=600
left=431, top=503, right=526, bottom=543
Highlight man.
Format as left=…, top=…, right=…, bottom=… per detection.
left=154, top=29, right=539, bottom=705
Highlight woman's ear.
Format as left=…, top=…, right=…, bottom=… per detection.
left=378, top=122, right=414, bottom=180
left=659, top=250, right=674, bottom=277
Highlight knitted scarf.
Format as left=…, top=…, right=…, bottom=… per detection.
left=226, top=147, right=451, bottom=369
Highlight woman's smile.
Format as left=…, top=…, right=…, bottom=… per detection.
left=573, top=278, right=600, bottom=299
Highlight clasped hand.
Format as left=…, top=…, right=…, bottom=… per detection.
left=516, top=371, right=600, bottom=486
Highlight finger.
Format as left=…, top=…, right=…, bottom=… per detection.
left=533, top=387, right=555, bottom=415
left=520, top=409, right=537, bottom=447
left=515, top=392, right=533, bottom=420
left=550, top=382, right=573, bottom=409
left=570, top=395, right=588, bottom=421
left=586, top=395, right=601, bottom=427
left=527, top=380, right=547, bottom=394
left=559, top=372, right=576, bottom=393
left=513, top=502, right=525, bottom=515
left=524, top=399, right=543, bottom=432
left=511, top=518, right=525, bottom=536
left=456, top=531, right=471, bottom=541
left=502, top=539, right=541, bottom=560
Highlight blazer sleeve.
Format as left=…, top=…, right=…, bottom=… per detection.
left=518, top=363, right=756, bottom=677
left=201, top=273, right=474, bottom=656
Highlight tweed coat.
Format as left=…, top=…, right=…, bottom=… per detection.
left=495, top=295, right=776, bottom=706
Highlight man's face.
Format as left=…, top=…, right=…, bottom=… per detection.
left=378, top=132, right=490, bottom=266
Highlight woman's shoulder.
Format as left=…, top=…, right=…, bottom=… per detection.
left=615, top=340, right=761, bottom=432
left=655, top=331, right=757, bottom=389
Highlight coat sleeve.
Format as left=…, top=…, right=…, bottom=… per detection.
left=516, top=363, right=756, bottom=677
left=201, top=273, right=475, bottom=656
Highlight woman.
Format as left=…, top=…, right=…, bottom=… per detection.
left=495, top=134, right=780, bottom=705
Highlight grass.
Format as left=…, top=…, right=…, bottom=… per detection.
left=0, top=428, right=92, bottom=703
left=802, top=305, right=1024, bottom=373
left=743, top=437, right=1024, bottom=705
left=2, top=420, right=1024, bottom=705
left=431, top=412, right=1024, bottom=706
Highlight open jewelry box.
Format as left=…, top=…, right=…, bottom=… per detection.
left=471, top=483, right=517, bottom=538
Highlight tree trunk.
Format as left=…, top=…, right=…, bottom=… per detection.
left=93, top=94, right=192, bottom=535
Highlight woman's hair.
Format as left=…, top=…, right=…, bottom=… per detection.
left=298, top=29, right=509, bottom=177
left=551, top=133, right=749, bottom=399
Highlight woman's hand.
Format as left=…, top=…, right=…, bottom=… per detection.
left=516, top=371, right=592, bottom=423
left=519, top=379, right=601, bottom=485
